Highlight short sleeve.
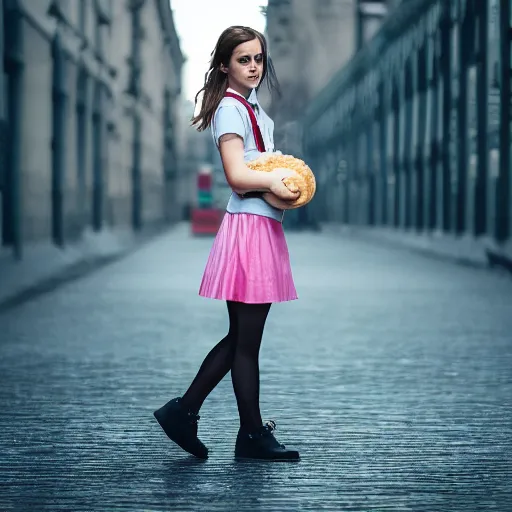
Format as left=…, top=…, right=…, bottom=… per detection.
left=213, top=105, right=247, bottom=145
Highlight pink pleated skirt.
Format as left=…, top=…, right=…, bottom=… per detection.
left=199, top=212, right=298, bottom=304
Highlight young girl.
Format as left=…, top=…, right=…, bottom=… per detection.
left=154, top=26, right=300, bottom=461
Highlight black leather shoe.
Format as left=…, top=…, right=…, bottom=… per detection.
left=234, top=420, right=300, bottom=461
left=153, top=397, right=208, bottom=459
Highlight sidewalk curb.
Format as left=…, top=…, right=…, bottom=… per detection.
left=0, top=223, right=175, bottom=313
left=321, top=223, right=512, bottom=274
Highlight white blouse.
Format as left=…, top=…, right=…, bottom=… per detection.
left=211, top=87, right=276, bottom=162
left=210, top=88, right=284, bottom=222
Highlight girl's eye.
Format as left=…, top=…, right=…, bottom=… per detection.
left=238, top=56, right=263, bottom=64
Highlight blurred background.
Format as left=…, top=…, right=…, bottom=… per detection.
left=0, top=0, right=510, bottom=276
left=1, top=3, right=512, bottom=510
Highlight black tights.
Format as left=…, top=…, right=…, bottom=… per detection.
left=181, top=301, right=271, bottom=432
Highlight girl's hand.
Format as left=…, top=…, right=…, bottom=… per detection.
left=269, top=168, right=301, bottom=201
left=262, top=192, right=296, bottom=210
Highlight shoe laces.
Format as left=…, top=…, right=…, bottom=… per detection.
left=262, top=420, right=285, bottom=448
left=178, top=403, right=200, bottom=425
left=186, top=411, right=200, bottom=424
left=263, top=420, right=277, bottom=434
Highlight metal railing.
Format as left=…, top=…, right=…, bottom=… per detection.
left=302, top=0, right=511, bottom=245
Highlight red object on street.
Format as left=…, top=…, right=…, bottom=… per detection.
left=191, top=208, right=223, bottom=235
left=197, top=173, right=212, bottom=191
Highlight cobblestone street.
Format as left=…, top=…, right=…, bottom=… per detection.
left=1, top=223, right=511, bottom=511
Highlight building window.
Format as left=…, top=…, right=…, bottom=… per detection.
left=79, top=0, right=87, bottom=35
left=95, top=19, right=103, bottom=56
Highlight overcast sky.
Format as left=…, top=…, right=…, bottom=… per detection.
left=170, top=0, right=268, bottom=102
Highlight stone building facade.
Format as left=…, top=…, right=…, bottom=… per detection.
left=0, top=0, right=183, bottom=259
left=302, top=0, right=512, bottom=252
left=262, top=0, right=393, bottom=153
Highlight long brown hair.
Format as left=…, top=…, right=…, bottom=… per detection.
left=191, top=26, right=280, bottom=132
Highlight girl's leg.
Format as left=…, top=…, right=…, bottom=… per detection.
left=180, top=301, right=239, bottom=414
left=229, top=301, right=300, bottom=461
left=229, top=301, right=272, bottom=432
left=154, top=299, right=299, bottom=460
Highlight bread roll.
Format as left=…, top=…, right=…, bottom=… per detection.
left=246, top=154, right=316, bottom=208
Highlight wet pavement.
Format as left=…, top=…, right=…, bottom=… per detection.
left=1, top=222, right=511, bottom=511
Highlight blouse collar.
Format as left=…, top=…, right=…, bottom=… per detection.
left=226, top=87, right=259, bottom=107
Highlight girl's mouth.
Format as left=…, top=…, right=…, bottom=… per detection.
left=248, top=76, right=259, bottom=81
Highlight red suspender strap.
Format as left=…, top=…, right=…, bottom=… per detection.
left=224, top=92, right=266, bottom=152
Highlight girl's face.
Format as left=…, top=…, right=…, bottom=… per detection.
left=221, top=38, right=264, bottom=98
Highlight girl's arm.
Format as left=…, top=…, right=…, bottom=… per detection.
left=219, top=134, right=298, bottom=201
left=261, top=192, right=296, bottom=210
left=219, top=134, right=273, bottom=194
